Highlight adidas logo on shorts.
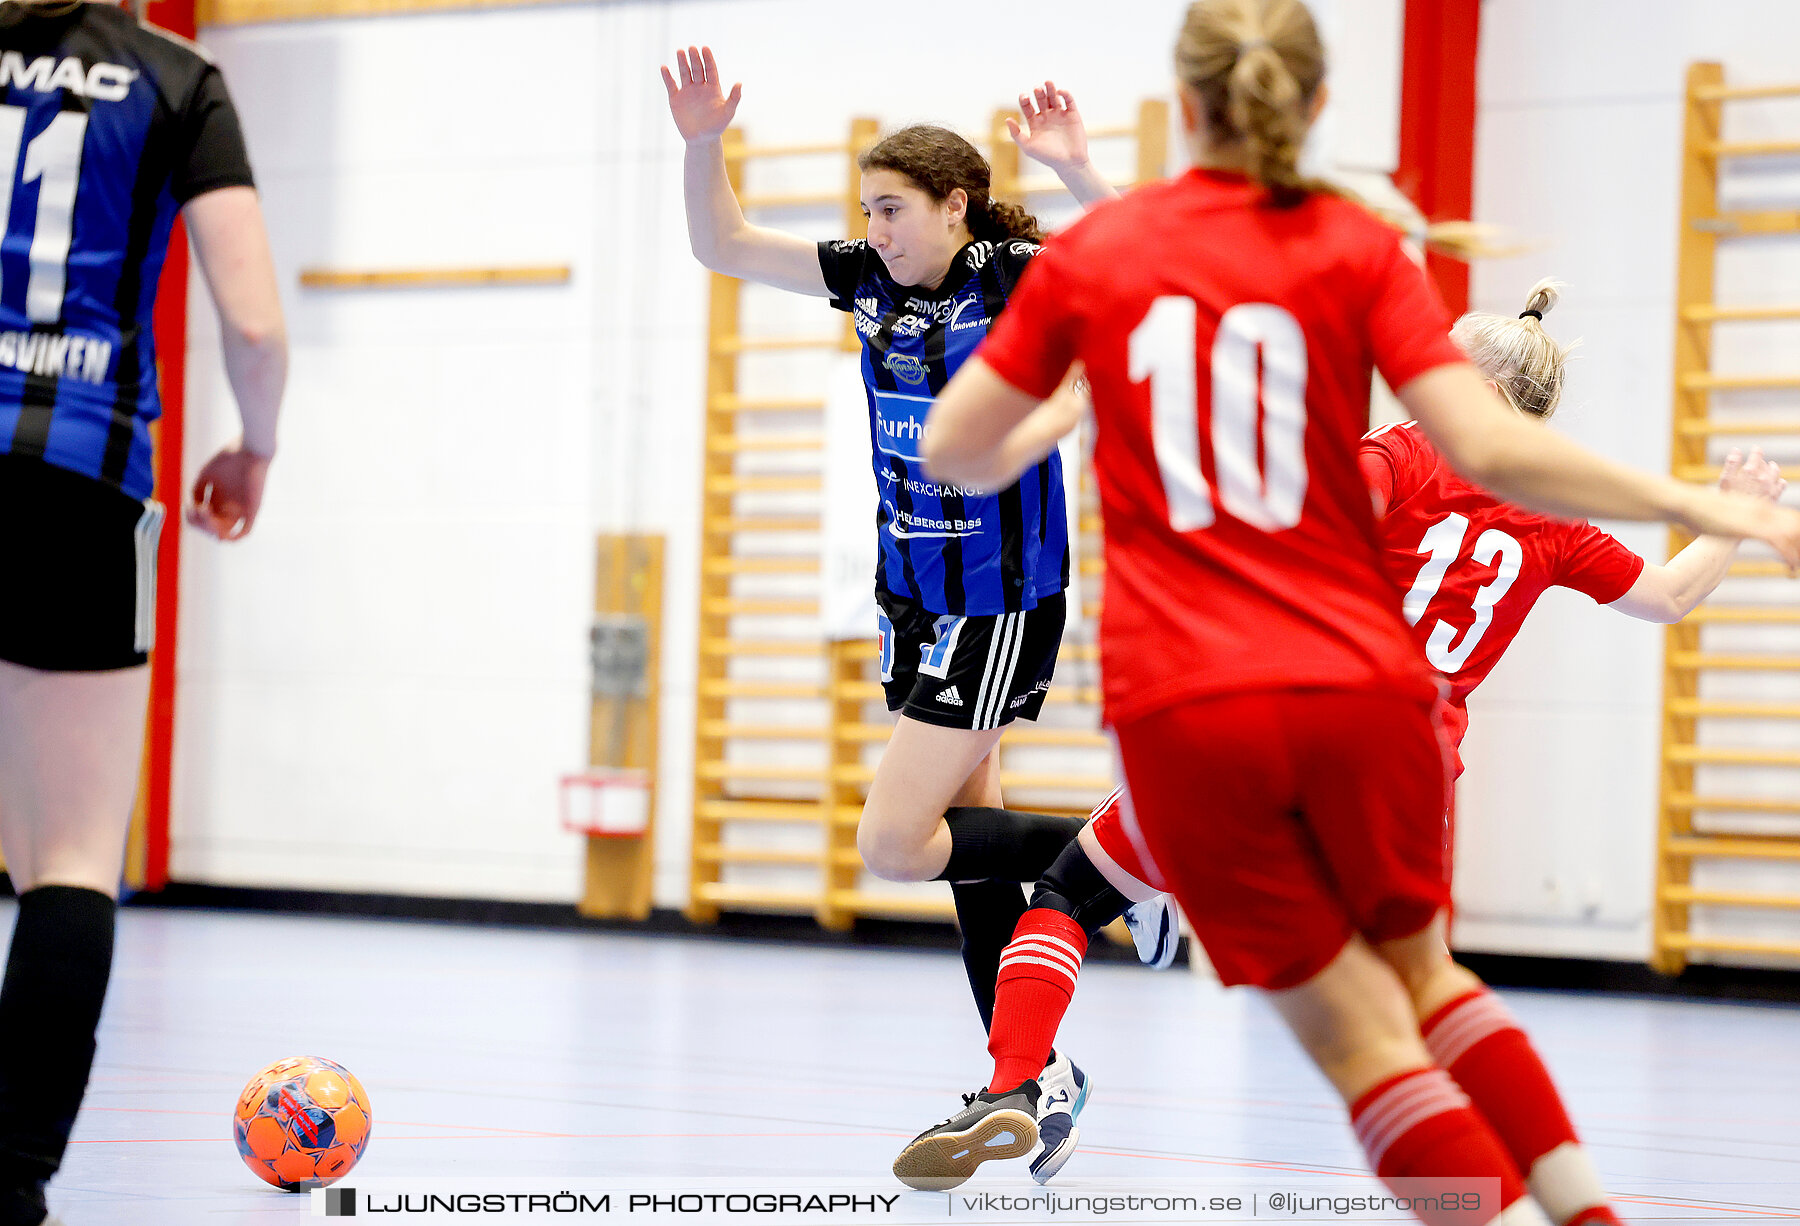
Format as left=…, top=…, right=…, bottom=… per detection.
left=936, top=686, right=963, bottom=707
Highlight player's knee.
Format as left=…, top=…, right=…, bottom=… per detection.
left=856, top=818, right=933, bottom=883
left=1378, top=944, right=1464, bottom=1013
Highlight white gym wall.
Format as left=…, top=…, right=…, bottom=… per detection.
left=1459, top=1, right=1800, bottom=959
left=188, top=0, right=1800, bottom=969
left=174, top=0, right=1406, bottom=908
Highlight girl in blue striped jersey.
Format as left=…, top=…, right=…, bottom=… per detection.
left=665, top=46, right=1174, bottom=1182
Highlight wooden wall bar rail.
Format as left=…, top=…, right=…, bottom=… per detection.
left=1653, top=62, right=1800, bottom=972
left=299, top=265, right=571, bottom=290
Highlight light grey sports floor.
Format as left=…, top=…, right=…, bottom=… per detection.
left=35, top=905, right=1800, bottom=1223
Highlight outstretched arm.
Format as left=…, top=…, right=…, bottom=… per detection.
left=1400, top=364, right=1800, bottom=565
left=1611, top=446, right=1787, bottom=622
left=1008, top=82, right=1119, bottom=209
left=924, top=362, right=1086, bottom=490
left=662, top=46, right=828, bottom=296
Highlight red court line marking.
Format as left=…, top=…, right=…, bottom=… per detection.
left=1613, top=1195, right=1800, bottom=1220
left=74, top=1130, right=893, bottom=1146
left=1074, top=1154, right=1800, bottom=1217
left=83, top=1108, right=569, bottom=1138
left=1078, top=1147, right=1369, bottom=1179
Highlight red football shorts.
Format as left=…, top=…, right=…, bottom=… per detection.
left=1113, top=686, right=1453, bottom=991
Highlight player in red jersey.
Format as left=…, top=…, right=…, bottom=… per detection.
left=911, top=2, right=1800, bottom=1222
left=895, top=278, right=1786, bottom=1203
left=1366, top=279, right=1784, bottom=779
left=1355, top=281, right=1783, bottom=1224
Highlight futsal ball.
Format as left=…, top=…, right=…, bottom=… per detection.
left=233, top=1055, right=371, bottom=1190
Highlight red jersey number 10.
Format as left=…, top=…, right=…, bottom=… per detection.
left=1129, top=297, right=1310, bottom=533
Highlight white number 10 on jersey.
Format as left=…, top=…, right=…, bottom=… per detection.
left=1129, top=297, right=1309, bottom=533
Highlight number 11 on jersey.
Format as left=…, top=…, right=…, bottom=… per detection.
left=0, top=105, right=88, bottom=324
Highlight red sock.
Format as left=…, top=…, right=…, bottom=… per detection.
left=987, top=908, right=1086, bottom=1092
left=1350, top=1067, right=1530, bottom=1226
left=1424, top=989, right=1618, bottom=1225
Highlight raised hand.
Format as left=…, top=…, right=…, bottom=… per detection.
left=1719, top=445, right=1787, bottom=502
left=661, top=45, right=742, bottom=144
left=1006, top=81, right=1092, bottom=175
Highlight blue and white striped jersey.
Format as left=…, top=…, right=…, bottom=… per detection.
left=819, top=237, right=1070, bottom=617
left=0, top=1, right=253, bottom=500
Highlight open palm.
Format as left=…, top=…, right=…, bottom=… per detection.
left=1007, top=81, right=1091, bottom=174
left=662, top=45, right=742, bottom=143
left=1719, top=446, right=1786, bottom=502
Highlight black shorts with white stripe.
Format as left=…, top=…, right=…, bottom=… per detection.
left=0, top=453, right=164, bottom=672
left=874, top=588, right=1066, bottom=731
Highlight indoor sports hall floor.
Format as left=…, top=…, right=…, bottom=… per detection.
left=40, top=903, right=1800, bottom=1223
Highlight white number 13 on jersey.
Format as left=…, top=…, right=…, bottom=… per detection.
left=1129, top=297, right=1309, bottom=532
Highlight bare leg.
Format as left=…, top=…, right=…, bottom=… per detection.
left=857, top=716, right=1006, bottom=882
left=0, top=660, right=148, bottom=896
left=1269, top=934, right=1432, bottom=1103
left=1077, top=821, right=1160, bottom=904
left=951, top=748, right=1003, bottom=813
left=0, top=660, right=146, bottom=1223
left=1375, top=912, right=1485, bottom=1023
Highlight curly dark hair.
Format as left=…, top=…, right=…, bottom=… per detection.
left=859, top=125, right=1044, bottom=244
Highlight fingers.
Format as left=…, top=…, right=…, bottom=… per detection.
left=1004, top=115, right=1023, bottom=145
left=660, top=65, right=677, bottom=96
left=186, top=503, right=227, bottom=539
left=725, top=81, right=742, bottom=110
left=186, top=479, right=225, bottom=538
left=1020, top=83, right=1074, bottom=121
left=700, top=45, right=719, bottom=85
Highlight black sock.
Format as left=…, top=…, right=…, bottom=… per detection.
left=1029, top=837, right=1132, bottom=938
left=950, top=880, right=1029, bottom=1032
left=0, top=885, right=117, bottom=1207
left=937, top=808, right=1085, bottom=883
